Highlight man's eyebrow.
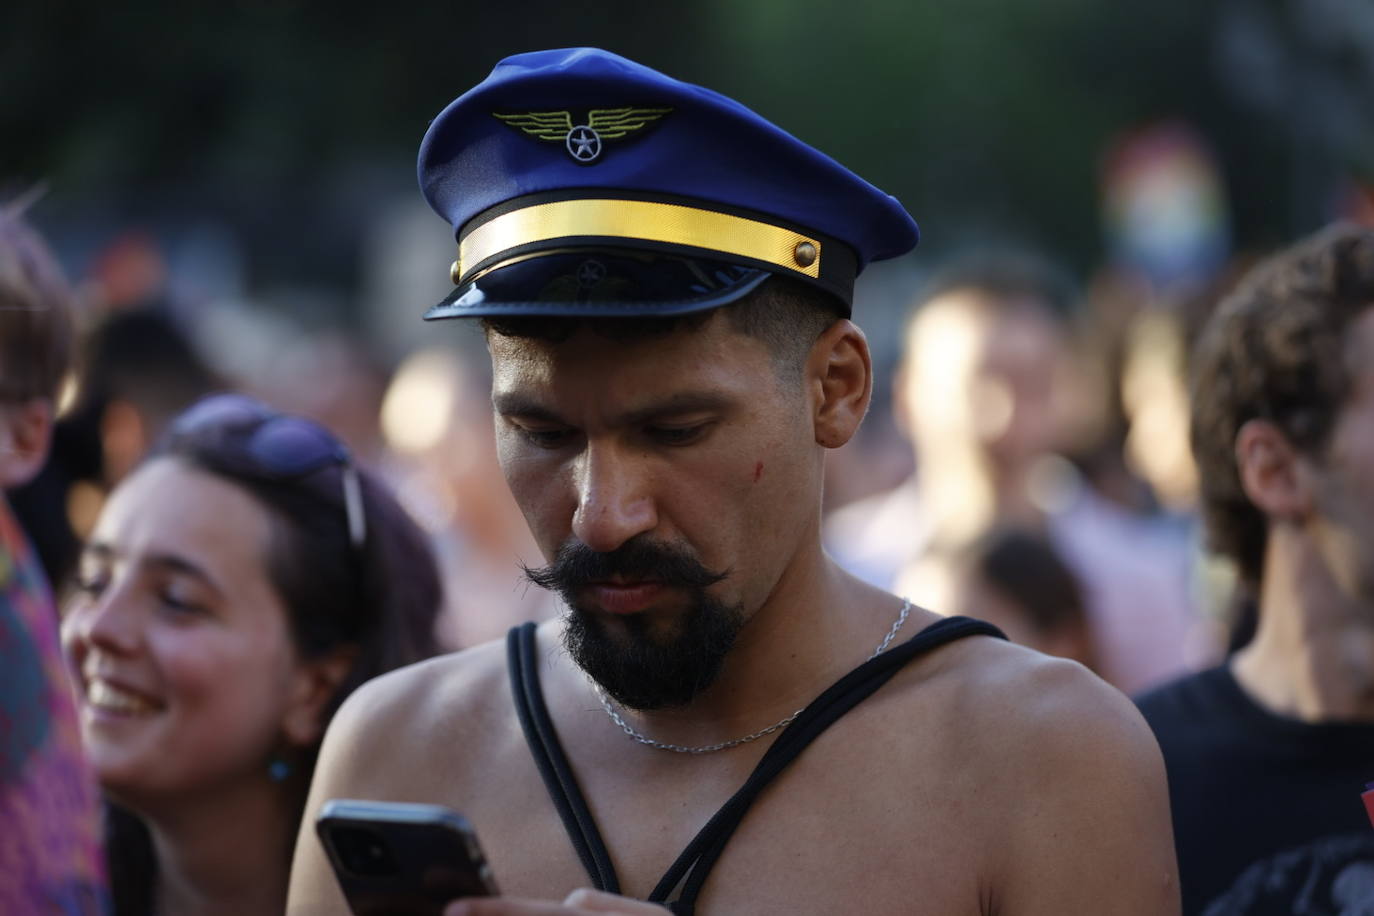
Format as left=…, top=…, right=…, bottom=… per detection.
left=493, top=392, right=734, bottom=427
left=619, top=393, right=732, bottom=426
left=492, top=394, right=564, bottom=423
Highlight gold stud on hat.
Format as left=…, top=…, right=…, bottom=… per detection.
left=450, top=260, right=462, bottom=285
left=793, top=241, right=818, bottom=268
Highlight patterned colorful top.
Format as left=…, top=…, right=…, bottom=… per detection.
left=0, top=495, right=108, bottom=913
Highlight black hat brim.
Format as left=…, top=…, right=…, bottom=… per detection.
left=424, top=250, right=772, bottom=321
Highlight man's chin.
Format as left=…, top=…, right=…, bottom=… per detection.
left=599, top=681, right=702, bottom=713
left=562, top=599, right=740, bottom=711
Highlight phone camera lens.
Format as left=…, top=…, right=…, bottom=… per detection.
left=332, top=827, right=399, bottom=876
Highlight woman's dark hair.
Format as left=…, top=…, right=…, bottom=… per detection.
left=106, top=395, right=443, bottom=915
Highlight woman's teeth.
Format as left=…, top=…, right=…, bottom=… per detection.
left=87, top=679, right=158, bottom=715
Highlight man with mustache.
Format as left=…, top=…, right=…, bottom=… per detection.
left=288, top=49, right=1178, bottom=915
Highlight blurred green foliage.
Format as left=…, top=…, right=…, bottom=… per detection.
left=2, top=0, right=1371, bottom=287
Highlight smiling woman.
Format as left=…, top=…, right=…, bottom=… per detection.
left=60, top=394, right=444, bottom=916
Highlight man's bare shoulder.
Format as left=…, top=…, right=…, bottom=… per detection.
left=882, top=628, right=1178, bottom=913
left=315, top=634, right=520, bottom=796
left=291, top=628, right=571, bottom=914
left=349, top=637, right=510, bottom=720
left=911, top=628, right=1161, bottom=770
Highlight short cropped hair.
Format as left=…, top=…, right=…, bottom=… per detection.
left=0, top=204, right=75, bottom=404
left=482, top=274, right=845, bottom=382
left=1190, top=224, right=1374, bottom=586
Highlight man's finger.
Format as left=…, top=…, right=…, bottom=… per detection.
left=563, top=888, right=671, bottom=912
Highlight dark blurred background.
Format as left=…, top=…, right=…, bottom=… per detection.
left=6, top=0, right=1373, bottom=328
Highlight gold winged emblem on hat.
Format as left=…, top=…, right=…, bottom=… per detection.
left=493, top=107, right=672, bottom=163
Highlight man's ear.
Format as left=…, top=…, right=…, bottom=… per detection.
left=280, top=645, right=359, bottom=749
left=1235, top=419, right=1309, bottom=522
left=809, top=319, right=872, bottom=450
left=0, top=398, right=54, bottom=489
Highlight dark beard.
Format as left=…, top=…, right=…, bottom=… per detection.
left=523, top=536, right=741, bottom=710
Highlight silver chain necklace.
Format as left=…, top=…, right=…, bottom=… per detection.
left=595, top=598, right=913, bottom=754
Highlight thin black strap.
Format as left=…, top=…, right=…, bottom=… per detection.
left=650, top=616, right=1004, bottom=912
left=506, top=623, right=621, bottom=894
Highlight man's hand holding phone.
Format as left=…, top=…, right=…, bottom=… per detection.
left=317, top=800, right=668, bottom=916
left=317, top=799, right=498, bottom=915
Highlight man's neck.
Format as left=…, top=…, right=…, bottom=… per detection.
left=139, top=776, right=299, bottom=916
left=1233, top=530, right=1374, bottom=722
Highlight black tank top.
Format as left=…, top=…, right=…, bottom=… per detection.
left=506, top=615, right=1004, bottom=915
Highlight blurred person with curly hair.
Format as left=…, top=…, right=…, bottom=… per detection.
left=1137, top=224, right=1374, bottom=915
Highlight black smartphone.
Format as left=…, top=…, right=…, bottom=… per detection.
left=316, top=798, right=499, bottom=916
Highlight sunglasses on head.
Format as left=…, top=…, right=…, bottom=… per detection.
left=170, top=394, right=366, bottom=549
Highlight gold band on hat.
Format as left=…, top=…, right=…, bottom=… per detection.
left=457, top=198, right=823, bottom=283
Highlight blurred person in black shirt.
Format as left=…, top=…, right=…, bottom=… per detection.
left=1137, top=224, right=1374, bottom=915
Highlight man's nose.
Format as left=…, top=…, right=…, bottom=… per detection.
left=571, top=443, right=658, bottom=554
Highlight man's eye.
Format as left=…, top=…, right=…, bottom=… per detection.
left=519, top=426, right=576, bottom=448
left=648, top=424, right=710, bottom=446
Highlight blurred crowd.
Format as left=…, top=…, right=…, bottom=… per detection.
left=3, top=107, right=1373, bottom=913
left=5, top=172, right=1351, bottom=681
left=12, top=199, right=1257, bottom=690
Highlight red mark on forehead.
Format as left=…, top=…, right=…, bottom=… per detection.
left=753, top=461, right=764, bottom=483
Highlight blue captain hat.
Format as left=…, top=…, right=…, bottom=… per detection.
left=418, top=48, right=919, bottom=320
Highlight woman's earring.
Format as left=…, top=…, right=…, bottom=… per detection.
left=268, top=756, right=291, bottom=783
